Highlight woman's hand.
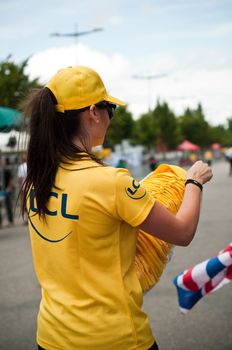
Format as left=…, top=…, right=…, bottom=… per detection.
left=186, top=160, right=213, bottom=185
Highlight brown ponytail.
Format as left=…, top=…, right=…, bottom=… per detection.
left=21, top=87, right=103, bottom=219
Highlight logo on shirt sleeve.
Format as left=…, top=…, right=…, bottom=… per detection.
left=125, top=179, right=147, bottom=200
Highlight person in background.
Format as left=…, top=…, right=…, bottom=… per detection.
left=18, top=152, right=28, bottom=223
left=116, top=158, right=127, bottom=168
left=148, top=155, right=158, bottom=172
left=226, top=155, right=232, bottom=176
left=225, top=148, right=232, bottom=176
left=229, top=157, right=232, bottom=176
left=21, top=66, right=212, bottom=350
left=18, top=152, right=27, bottom=190
left=189, top=152, right=198, bottom=164
left=204, top=150, right=213, bottom=166
left=0, top=157, right=14, bottom=227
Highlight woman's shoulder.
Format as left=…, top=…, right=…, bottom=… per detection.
left=88, top=165, right=131, bottom=182
left=58, top=159, right=133, bottom=186
left=102, top=165, right=130, bottom=175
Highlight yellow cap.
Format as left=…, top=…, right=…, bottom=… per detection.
left=46, top=66, right=125, bottom=113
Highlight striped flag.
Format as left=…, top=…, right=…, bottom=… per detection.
left=173, top=243, right=232, bottom=314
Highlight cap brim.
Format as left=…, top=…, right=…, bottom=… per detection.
left=104, top=94, right=125, bottom=106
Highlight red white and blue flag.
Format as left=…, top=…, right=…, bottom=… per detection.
left=173, top=243, right=232, bottom=314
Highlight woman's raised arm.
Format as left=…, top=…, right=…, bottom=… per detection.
left=138, top=161, right=213, bottom=246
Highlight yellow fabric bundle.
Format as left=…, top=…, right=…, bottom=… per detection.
left=135, top=164, right=186, bottom=292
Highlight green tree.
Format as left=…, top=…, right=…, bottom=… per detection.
left=104, top=106, right=135, bottom=147
left=178, top=104, right=211, bottom=148
left=223, top=117, right=232, bottom=146
left=152, top=101, right=180, bottom=150
left=207, top=124, right=226, bottom=145
left=131, top=113, right=157, bottom=148
left=227, top=117, right=232, bottom=133
left=0, top=56, right=42, bottom=109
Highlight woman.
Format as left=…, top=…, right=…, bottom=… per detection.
left=21, top=66, right=212, bottom=350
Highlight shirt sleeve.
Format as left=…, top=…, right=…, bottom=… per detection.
left=114, top=169, right=155, bottom=227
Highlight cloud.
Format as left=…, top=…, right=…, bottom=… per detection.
left=25, top=44, right=232, bottom=125
left=175, top=22, right=232, bottom=39
left=25, top=43, right=129, bottom=97
left=160, top=69, right=232, bottom=124
left=141, top=0, right=232, bottom=13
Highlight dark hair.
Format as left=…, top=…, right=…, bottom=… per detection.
left=21, top=87, right=103, bottom=219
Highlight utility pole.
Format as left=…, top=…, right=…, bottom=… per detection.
left=50, top=24, right=103, bottom=64
left=132, top=73, right=167, bottom=113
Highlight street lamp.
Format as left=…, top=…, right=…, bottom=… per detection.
left=50, top=24, right=104, bottom=63
left=132, top=73, right=168, bottom=112
left=50, top=27, right=103, bottom=38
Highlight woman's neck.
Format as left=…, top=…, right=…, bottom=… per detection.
left=72, top=136, right=91, bottom=153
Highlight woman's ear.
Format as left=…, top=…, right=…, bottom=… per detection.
left=89, top=105, right=100, bottom=124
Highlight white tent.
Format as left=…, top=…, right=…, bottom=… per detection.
left=0, top=130, right=28, bottom=152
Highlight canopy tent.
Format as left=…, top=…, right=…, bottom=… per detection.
left=0, top=106, right=21, bottom=131
left=177, top=140, right=200, bottom=151
left=211, top=143, right=221, bottom=150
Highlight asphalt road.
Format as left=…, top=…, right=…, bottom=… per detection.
left=0, top=160, right=231, bottom=350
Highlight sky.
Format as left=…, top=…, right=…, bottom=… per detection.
left=1, top=0, right=232, bottom=125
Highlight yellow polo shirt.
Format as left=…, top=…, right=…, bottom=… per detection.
left=28, top=158, right=156, bottom=350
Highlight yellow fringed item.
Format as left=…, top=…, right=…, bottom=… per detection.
left=135, top=164, right=187, bottom=292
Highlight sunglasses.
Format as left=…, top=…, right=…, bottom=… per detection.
left=95, top=101, right=117, bottom=120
